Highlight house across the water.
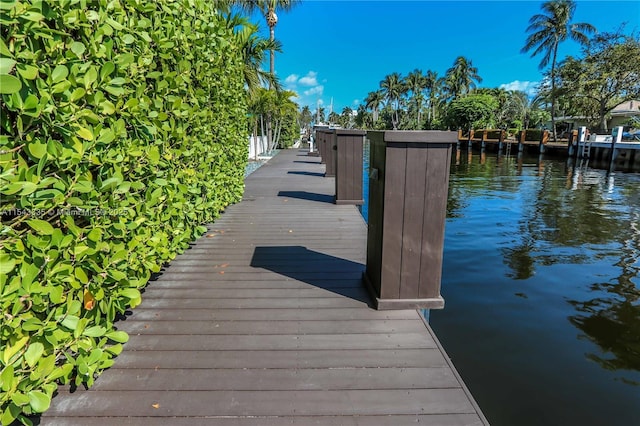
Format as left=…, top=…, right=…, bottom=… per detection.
left=554, top=100, right=640, bottom=135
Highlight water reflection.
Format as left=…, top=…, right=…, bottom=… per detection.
left=568, top=210, right=640, bottom=382
left=432, top=150, right=640, bottom=425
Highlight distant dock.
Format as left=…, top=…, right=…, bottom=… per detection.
left=457, top=129, right=640, bottom=171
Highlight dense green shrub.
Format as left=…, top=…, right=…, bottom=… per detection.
left=0, top=0, right=247, bottom=423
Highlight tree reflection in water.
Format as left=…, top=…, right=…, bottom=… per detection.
left=448, top=152, right=640, bottom=382
left=568, top=211, right=640, bottom=383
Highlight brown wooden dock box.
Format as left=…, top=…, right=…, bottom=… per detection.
left=334, top=129, right=365, bottom=205
left=364, top=131, right=457, bottom=309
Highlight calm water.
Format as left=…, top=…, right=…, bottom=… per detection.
left=361, top=147, right=640, bottom=426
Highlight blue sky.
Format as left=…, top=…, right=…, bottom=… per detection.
left=247, top=1, right=640, bottom=113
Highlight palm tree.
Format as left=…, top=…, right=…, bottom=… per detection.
left=328, top=111, right=340, bottom=125
left=299, top=105, right=312, bottom=133
left=340, top=106, right=353, bottom=128
left=240, top=0, right=299, bottom=78
left=271, top=90, right=298, bottom=149
left=404, top=69, right=426, bottom=129
left=424, top=70, right=443, bottom=128
left=521, top=0, right=595, bottom=140
left=380, top=73, right=405, bottom=129
left=231, top=15, right=282, bottom=96
left=445, top=56, right=482, bottom=100
left=364, top=90, right=384, bottom=124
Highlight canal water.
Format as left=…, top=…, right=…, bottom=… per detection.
left=360, top=146, right=640, bottom=426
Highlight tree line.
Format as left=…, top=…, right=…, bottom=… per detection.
left=298, top=0, right=640, bottom=140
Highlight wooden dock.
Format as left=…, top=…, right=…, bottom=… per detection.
left=39, top=148, right=488, bottom=425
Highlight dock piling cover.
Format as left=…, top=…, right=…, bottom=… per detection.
left=364, top=131, right=457, bottom=310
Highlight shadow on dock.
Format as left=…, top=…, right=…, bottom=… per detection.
left=287, top=171, right=325, bottom=177
left=250, top=245, right=371, bottom=306
left=278, top=190, right=334, bottom=204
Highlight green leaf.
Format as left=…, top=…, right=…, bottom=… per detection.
left=24, top=343, right=44, bottom=367
left=70, top=87, right=86, bottom=101
left=121, top=34, right=135, bottom=44
left=60, top=315, right=79, bottom=330
left=16, top=63, right=38, bottom=80
left=84, top=66, right=98, bottom=87
left=83, top=326, right=106, bottom=337
left=0, top=58, right=16, bottom=74
left=0, top=1, right=17, bottom=11
left=23, top=94, right=38, bottom=110
left=0, top=365, right=14, bottom=392
left=106, top=330, right=129, bottom=343
left=2, top=336, right=28, bottom=364
left=0, top=38, right=11, bottom=57
left=28, top=390, right=51, bottom=413
left=74, top=267, right=88, bottom=284
left=27, top=219, right=54, bottom=235
left=21, top=11, right=45, bottom=22
left=121, top=288, right=140, bottom=299
left=0, top=254, right=16, bottom=275
left=1, top=402, right=20, bottom=426
left=70, top=42, right=86, bottom=58
left=27, top=141, right=47, bottom=159
left=148, top=146, right=160, bottom=163
left=51, top=65, right=68, bottom=83
left=100, top=176, right=122, bottom=190
left=100, top=61, right=115, bottom=81
left=0, top=74, right=22, bottom=94
left=97, top=129, right=115, bottom=143
left=76, top=127, right=94, bottom=141
left=15, top=181, right=38, bottom=195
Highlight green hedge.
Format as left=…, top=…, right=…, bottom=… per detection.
left=0, top=0, right=247, bottom=423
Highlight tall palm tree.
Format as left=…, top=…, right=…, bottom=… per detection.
left=299, top=105, right=312, bottom=133
left=521, top=0, right=595, bottom=140
left=340, top=106, right=353, bottom=128
left=364, top=90, right=384, bottom=124
left=445, top=56, right=482, bottom=100
left=404, top=69, right=426, bottom=129
left=424, top=70, right=443, bottom=128
left=240, top=0, right=299, bottom=78
left=380, top=73, right=405, bottom=129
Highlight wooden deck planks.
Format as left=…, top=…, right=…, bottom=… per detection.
left=40, top=148, right=487, bottom=425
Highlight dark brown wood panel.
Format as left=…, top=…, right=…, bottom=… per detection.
left=399, top=144, right=429, bottom=298
left=380, top=144, right=406, bottom=299
left=116, top=319, right=427, bottom=335
left=111, top=348, right=449, bottom=369
left=74, top=367, right=459, bottom=391
left=419, top=145, right=451, bottom=298
left=45, top=389, right=476, bottom=417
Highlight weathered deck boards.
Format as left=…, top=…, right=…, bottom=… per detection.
left=39, top=149, right=488, bottom=426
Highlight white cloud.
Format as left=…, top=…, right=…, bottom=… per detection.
left=304, top=85, right=324, bottom=97
left=284, top=74, right=299, bottom=85
left=499, top=80, right=539, bottom=96
left=299, top=71, right=318, bottom=87
left=352, top=99, right=360, bottom=106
